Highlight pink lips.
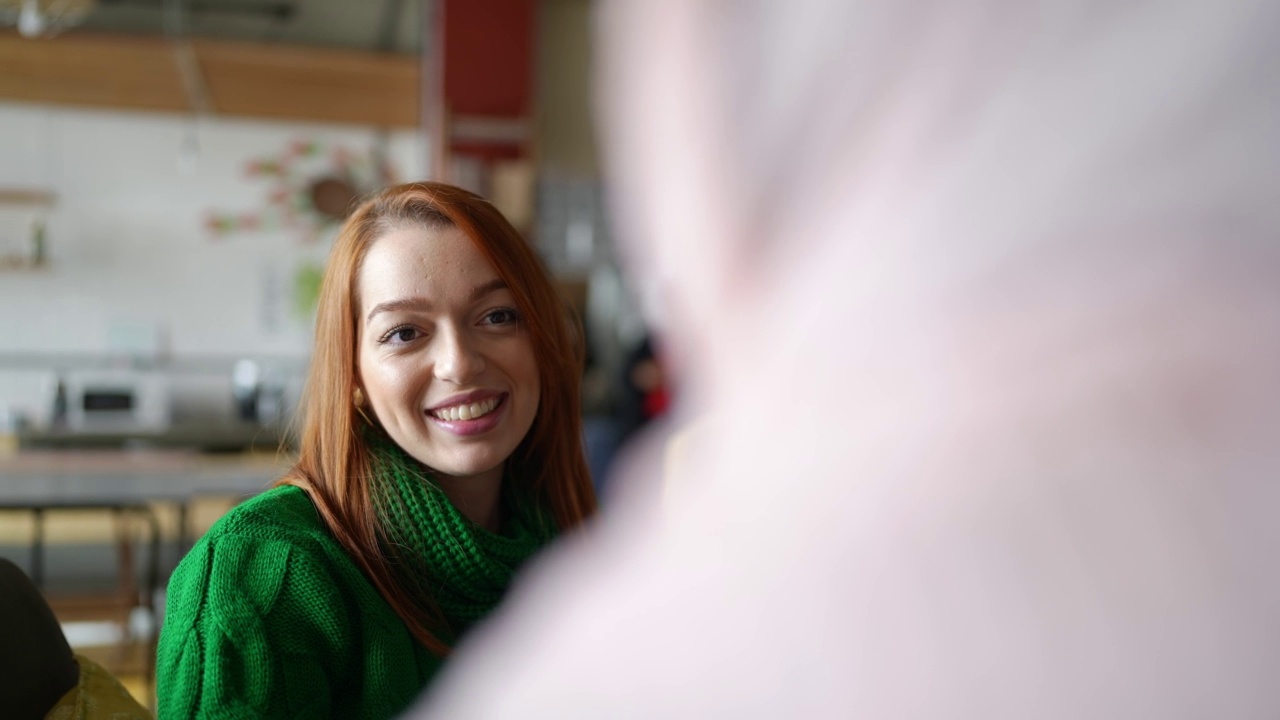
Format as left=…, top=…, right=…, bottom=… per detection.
left=426, top=393, right=507, bottom=437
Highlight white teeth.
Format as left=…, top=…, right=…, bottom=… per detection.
left=431, top=396, right=499, bottom=421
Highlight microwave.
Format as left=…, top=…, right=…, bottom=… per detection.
left=63, top=371, right=170, bottom=432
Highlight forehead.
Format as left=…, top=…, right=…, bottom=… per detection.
left=357, top=224, right=501, bottom=309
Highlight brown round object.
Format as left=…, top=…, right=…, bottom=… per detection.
left=309, top=176, right=358, bottom=221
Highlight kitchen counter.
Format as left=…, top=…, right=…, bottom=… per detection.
left=0, top=448, right=297, bottom=590
left=16, top=422, right=290, bottom=453
left=0, top=448, right=294, bottom=504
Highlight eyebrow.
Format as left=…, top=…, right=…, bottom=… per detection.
left=365, top=278, right=510, bottom=324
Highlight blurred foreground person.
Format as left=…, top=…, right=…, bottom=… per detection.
left=418, top=1, right=1280, bottom=717
left=155, top=183, right=594, bottom=718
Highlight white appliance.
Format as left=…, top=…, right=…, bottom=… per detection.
left=63, top=370, right=170, bottom=432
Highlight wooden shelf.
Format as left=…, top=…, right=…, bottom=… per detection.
left=0, top=189, right=56, bottom=206
left=0, top=256, right=50, bottom=272
left=0, top=32, right=420, bottom=127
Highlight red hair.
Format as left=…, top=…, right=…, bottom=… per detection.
left=283, top=182, right=596, bottom=655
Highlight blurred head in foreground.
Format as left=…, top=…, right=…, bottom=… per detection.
left=418, top=1, right=1280, bottom=717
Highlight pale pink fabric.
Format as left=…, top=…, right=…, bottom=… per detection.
left=415, top=1, right=1280, bottom=717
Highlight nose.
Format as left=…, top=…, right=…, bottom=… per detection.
left=432, top=326, right=486, bottom=384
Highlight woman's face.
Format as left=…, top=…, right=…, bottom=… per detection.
left=356, top=223, right=540, bottom=487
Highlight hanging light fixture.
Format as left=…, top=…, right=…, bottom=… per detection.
left=1, top=0, right=97, bottom=38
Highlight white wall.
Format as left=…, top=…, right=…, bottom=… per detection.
left=0, top=102, right=426, bottom=359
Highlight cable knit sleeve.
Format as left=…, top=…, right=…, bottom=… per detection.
left=157, top=527, right=352, bottom=719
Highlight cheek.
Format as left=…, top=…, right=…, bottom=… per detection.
left=359, top=351, right=421, bottom=411
left=497, top=337, right=541, bottom=416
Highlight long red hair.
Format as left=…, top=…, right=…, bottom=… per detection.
left=283, top=182, right=596, bottom=655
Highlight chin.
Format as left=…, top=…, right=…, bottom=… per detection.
left=423, top=451, right=508, bottom=481
left=393, top=427, right=519, bottom=481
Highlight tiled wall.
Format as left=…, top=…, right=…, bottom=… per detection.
left=0, top=102, right=424, bottom=418
left=0, top=102, right=425, bottom=360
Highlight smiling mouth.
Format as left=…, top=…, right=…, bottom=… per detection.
left=428, top=395, right=503, bottom=422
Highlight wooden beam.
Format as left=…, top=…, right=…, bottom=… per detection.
left=193, top=40, right=419, bottom=127
left=0, top=31, right=188, bottom=112
left=0, top=31, right=420, bottom=127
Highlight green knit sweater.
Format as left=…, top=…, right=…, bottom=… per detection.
left=157, top=484, right=491, bottom=719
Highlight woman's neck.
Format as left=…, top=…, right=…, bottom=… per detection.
left=432, top=466, right=505, bottom=532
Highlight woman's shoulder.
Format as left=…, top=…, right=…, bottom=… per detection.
left=163, top=484, right=387, bottom=648
left=182, top=482, right=358, bottom=574
left=167, top=484, right=359, bottom=616
left=158, top=486, right=393, bottom=718
left=204, top=483, right=325, bottom=541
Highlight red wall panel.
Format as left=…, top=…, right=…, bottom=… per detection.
left=443, top=0, right=536, bottom=117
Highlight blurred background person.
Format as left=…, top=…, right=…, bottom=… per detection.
left=581, top=330, right=670, bottom=499
left=415, top=0, right=1280, bottom=718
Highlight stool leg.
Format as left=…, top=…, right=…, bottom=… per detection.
left=31, top=507, right=45, bottom=589
left=143, top=506, right=161, bottom=712
left=176, top=500, right=191, bottom=559
left=113, top=508, right=137, bottom=663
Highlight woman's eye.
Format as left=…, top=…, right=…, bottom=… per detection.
left=380, top=326, right=421, bottom=344
left=482, top=308, right=520, bottom=326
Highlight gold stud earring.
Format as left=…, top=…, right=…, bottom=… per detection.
left=353, top=387, right=365, bottom=406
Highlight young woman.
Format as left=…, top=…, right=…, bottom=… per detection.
left=157, top=182, right=596, bottom=718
